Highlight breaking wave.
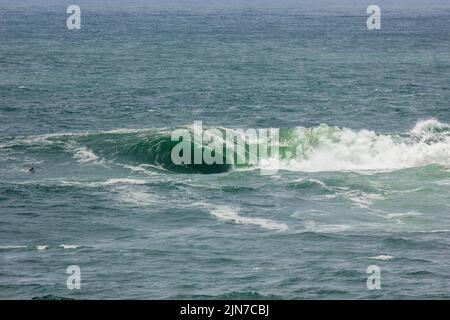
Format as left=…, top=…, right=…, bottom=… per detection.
left=2, top=119, right=449, bottom=174
left=276, top=119, right=450, bottom=172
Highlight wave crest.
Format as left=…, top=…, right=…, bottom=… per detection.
left=276, top=119, right=450, bottom=172
left=3, top=119, right=450, bottom=173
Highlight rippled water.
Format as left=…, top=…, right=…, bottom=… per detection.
left=1, top=1, right=450, bottom=299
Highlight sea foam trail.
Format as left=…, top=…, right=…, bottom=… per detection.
left=368, top=255, right=395, bottom=261
left=0, top=245, right=27, bottom=249
left=60, top=244, right=81, bottom=249
left=198, top=203, right=288, bottom=231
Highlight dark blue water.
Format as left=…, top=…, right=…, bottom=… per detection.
left=1, top=1, right=450, bottom=299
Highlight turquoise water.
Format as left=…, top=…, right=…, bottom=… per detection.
left=1, top=1, right=450, bottom=299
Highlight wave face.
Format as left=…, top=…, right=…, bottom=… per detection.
left=84, top=129, right=233, bottom=174
left=1, top=119, right=450, bottom=174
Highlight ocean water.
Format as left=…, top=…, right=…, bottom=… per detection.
left=1, top=0, right=450, bottom=299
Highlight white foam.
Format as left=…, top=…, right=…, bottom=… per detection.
left=435, top=180, right=450, bottom=186
left=6, top=132, right=80, bottom=149
left=116, top=188, right=160, bottom=206
left=274, top=119, right=450, bottom=172
left=368, top=255, right=395, bottom=261
left=410, top=119, right=449, bottom=136
left=60, top=244, right=81, bottom=249
left=0, top=245, right=27, bottom=249
left=414, top=229, right=450, bottom=234
left=103, top=128, right=153, bottom=134
left=36, top=245, right=48, bottom=251
left=59, top=178, right=149, bottom=187
left=98, top=178, right=148, bottom=186
left=303, top=221, right=352, bottom=233
left=291, top=209, right=330, bottom=218
left=385, top=211, right=422, bottom=219
left=343, top=190, right=385, bottom=207
left=205, top=204, right=288, bottom=231
left=123, top=164, right=161, bottom=175
left=73, top=147, right=100, bottom=163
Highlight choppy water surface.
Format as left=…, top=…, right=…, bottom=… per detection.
left=1, top=1, right=450, bottom=299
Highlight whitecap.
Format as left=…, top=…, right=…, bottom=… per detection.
left=385, top=212, right=422, bottom=219
left=368, top=255, right=395, bottom=261
left=97, top=178, right=148, bottom=186
left=73, top=147, right=100, bottom=163
left=115, top=188, right=160, bottom=206
left=0, top=245, right=27, bottom=249
left=435, top=180, right=450, bottom=186
left=303, top=221, right=352, bottom=233
left=60, top=244, right=81, bottom=249
left=340, top=190, right=385, bottom=207
left=272, top=119, right=450, bottom=172
left=202, top=204, right=288, bottom=231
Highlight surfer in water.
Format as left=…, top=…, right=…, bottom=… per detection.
left=28, top=167, right=35, bottom=173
